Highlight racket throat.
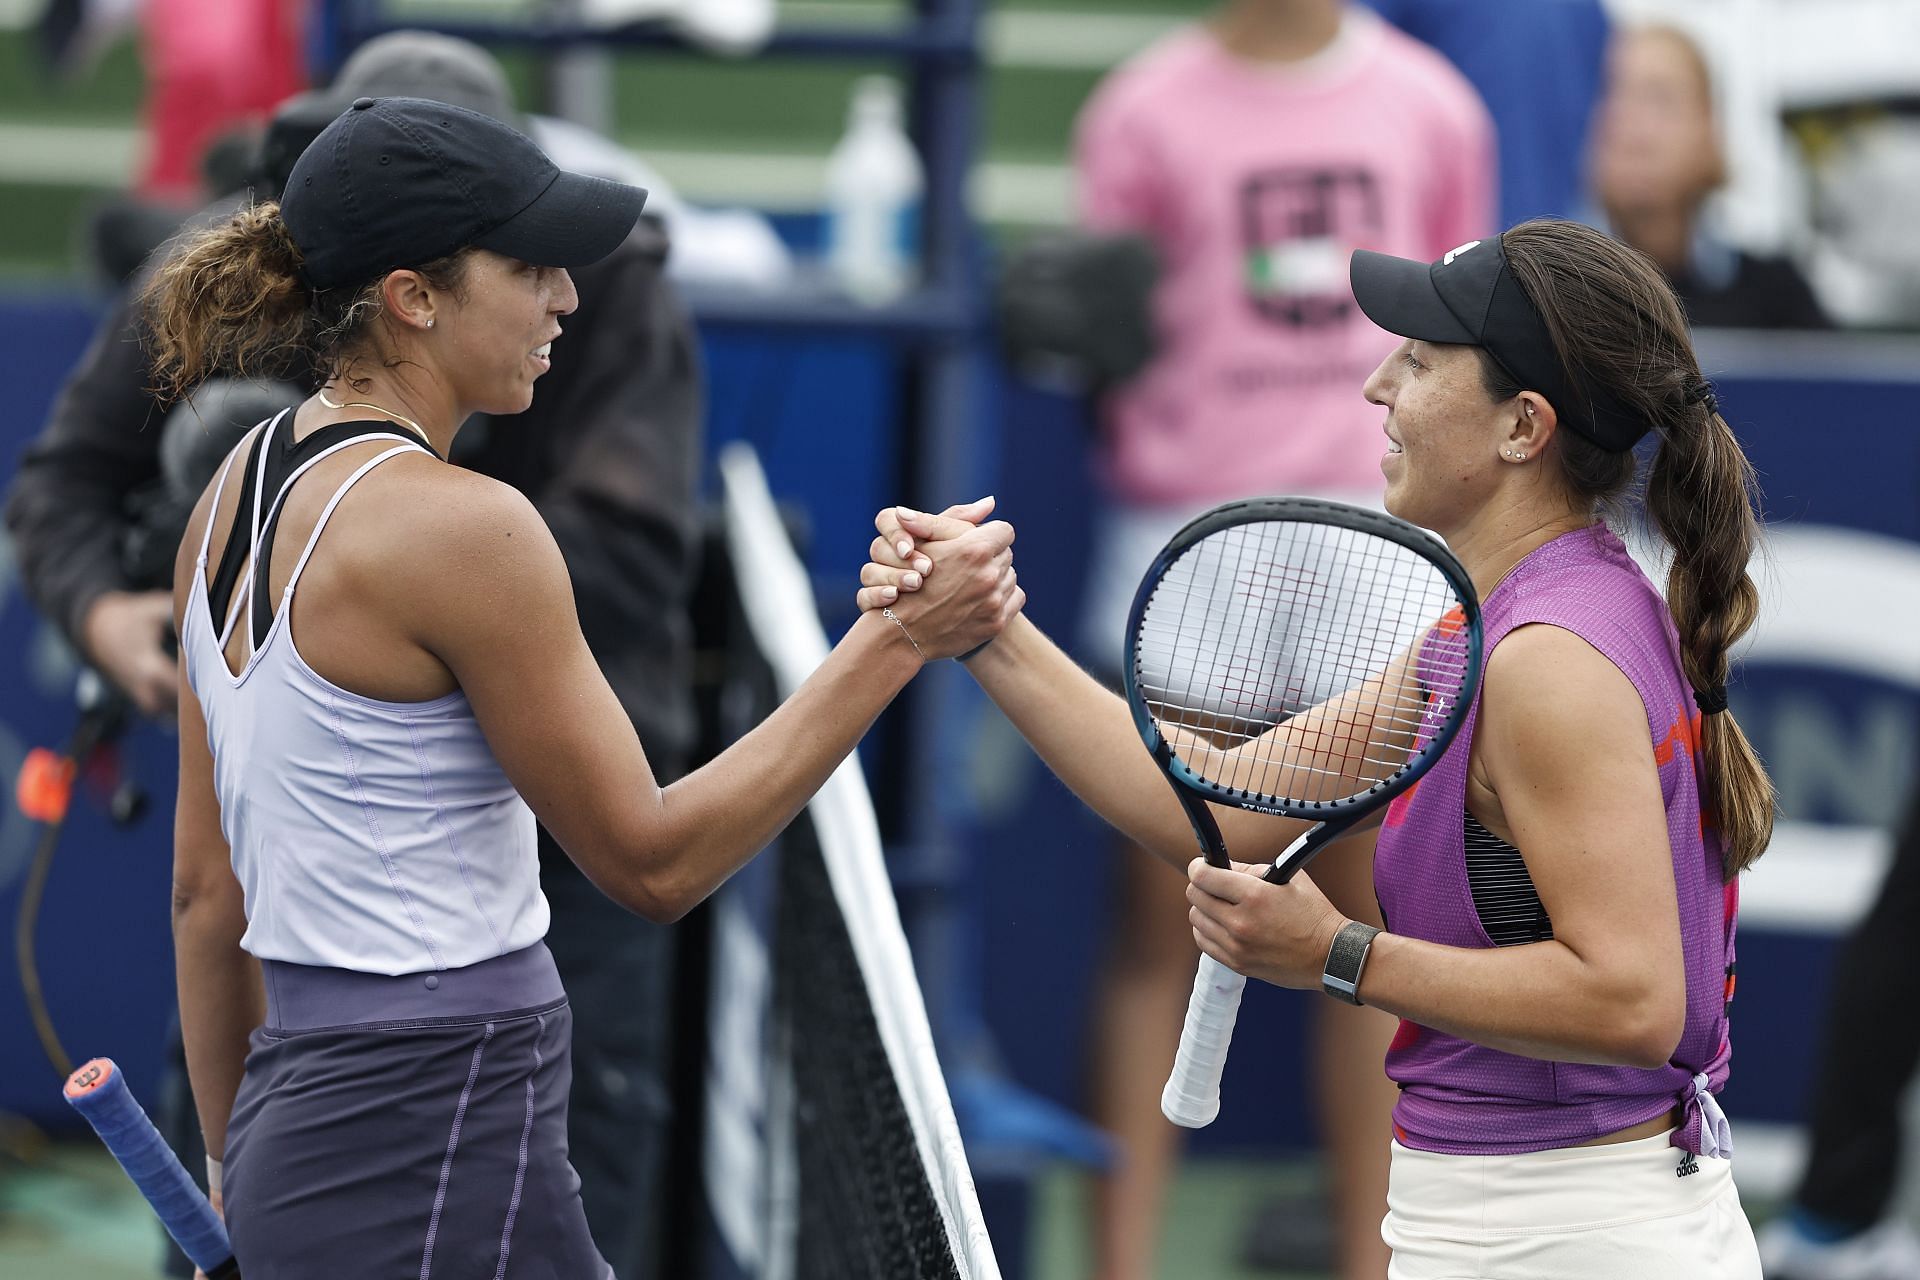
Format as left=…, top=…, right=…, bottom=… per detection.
left=1162, top=755, right=1232, bottom=867
left=1266, top=821, right=1332, bottom=884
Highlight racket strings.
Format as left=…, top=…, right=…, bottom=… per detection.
left=1134, top=520, right=1473, bottom=805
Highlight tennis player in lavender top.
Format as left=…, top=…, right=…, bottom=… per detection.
left=863, top=220, right=1770, bottom=1276
left=156, top=97, right=1020, bottom=1278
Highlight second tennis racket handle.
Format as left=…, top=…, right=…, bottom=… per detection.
left=1161, top=955, right=1247, bottom=1128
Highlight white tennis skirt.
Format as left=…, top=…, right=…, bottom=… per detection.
left=1382, top=1130, right=1762, bottom=1279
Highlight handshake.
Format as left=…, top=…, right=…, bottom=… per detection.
left=855, top=496, right=1025, bottom=661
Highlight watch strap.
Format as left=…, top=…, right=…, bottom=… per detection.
left=1322, top=921, right=1381, bottom=1006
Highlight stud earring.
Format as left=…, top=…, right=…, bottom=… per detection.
left=426, top=319, right=435, bottom=329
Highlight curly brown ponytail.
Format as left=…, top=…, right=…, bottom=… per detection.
left=1480, top=219, right=1776, bottom=877
left=142, top=202, right=473, bottom=404
left=143, top=202, right=313, bottom=404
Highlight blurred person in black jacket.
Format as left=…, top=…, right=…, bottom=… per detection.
left=2, top=33, right=701, bottom=1280
left=1591, top=24, right=1829, bottom=331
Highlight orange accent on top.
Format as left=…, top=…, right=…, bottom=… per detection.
left=1652, top=708, right=1707, bottom=769
left=1432, top=606, right=1466, bottom=638
left=63, top=1057, right=117, bottom=1098
left=16, top=748, right=76, bottom=824
left=1723, top=972, right=1737, bottom=1003
left=1383, top=780, right=1421, bottom=828
left=1389, top=1019, right=1423, bottom=1053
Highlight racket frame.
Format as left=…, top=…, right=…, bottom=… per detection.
left=1123, top=496, right=1483, bottom=883
left=1123, top=497, right=1485, bottom=1128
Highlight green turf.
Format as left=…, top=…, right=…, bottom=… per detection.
left=0, top=32, right=144, bottom=121
left=0, top=2, right=1191, bottom=276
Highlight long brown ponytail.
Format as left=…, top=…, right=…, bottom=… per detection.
left=1482, top=219, right=1776, bottom=877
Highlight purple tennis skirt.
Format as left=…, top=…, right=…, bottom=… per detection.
left=223, top=942, right=613, bottom=1279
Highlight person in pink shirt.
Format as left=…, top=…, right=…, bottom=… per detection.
left=139, top=0, right=307, bottom=200
left=1069, top=4, right=1493, bottom=1277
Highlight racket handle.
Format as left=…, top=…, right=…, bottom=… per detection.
left=63, top=1058, right=237, bottom=1276
left=1160, top=955, right=1247, bottom=1128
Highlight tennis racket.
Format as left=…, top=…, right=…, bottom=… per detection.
left=64, top=1057, right=239, bottom=1278
left=1121, top=498, right=1482, bottom=1128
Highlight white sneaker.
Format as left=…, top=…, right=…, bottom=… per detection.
left=1758, top=1218, right=1920, bottom=1280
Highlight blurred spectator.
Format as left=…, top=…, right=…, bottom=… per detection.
left=72, top=31, right=791, bottom=294
left=2, top=33, right=702, bottom=1280
left=26, top=0, right=292, bottom=192
left=1756, top=779, right=1920, bottom=1280
left=1591, top=24, right=1829, bottom=330
left=1070, top=3, right=1493, bottom=1276
left=139, top=0, right=308, bottom=200
left=1363, top=0, right=1610, bottom=226
left=1797, top=110, right=1920, bottom=330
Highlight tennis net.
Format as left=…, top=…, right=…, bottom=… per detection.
left=707, top=443, right=1000, bottom=1280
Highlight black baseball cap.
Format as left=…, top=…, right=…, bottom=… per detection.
left=281, top=95, right=646, bottom=291
left=1350, top=234, right=1645, bottom=451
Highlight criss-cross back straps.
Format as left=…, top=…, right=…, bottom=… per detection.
left=204, top=414, right=284, bottom=634
left=212, top=417, right=432, bottom=656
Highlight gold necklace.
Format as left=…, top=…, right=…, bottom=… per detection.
left=316, top=388, right=431, bottom=448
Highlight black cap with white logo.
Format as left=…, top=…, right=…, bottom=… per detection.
left=1350, top=234, right=1645, bottom=451
left=281, top=96, right=646, bottom=292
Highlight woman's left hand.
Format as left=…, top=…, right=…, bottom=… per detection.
left=1185, top=858, right=1349, bottom=990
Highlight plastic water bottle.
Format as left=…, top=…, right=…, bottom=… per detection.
left=825, top=76, right=923, bottom=304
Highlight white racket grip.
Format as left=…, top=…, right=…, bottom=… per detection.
left=1160, top=954, right=1247, bottom=1128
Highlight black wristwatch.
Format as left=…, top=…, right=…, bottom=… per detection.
left=1322, top=921, right=1381, bottom=1006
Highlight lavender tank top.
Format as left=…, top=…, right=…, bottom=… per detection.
left=1374, top=524, right=1737, bottom=1157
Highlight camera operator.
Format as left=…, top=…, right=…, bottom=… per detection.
left=3, top=33, right=703, bottom=1280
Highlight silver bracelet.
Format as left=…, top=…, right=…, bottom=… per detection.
left=880, top=607, right=927, bottom=661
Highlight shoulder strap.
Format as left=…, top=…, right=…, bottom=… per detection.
left=206, top=413, right=282, bottom=647
left=248, top=428, right=434, bottom=649
left=195, top=442, right=244, bottom=570
left=275, top=444, right=430, bottom=614
left=282, top=419, right=443, bottom=464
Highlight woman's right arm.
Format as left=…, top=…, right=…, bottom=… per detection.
left=413, top=477, right=1021, bottom=922
left=866, top=508, right=1365, bottom=871
left=949, top=615, right=1333, bottom=870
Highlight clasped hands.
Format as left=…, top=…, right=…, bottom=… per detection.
left=858, top=501, right=1349, bottom=990
left=856, top=497, right=1025, bottom=661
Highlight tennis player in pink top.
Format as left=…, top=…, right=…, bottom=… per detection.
left=867, top=220, right=1770, bottom=1277
left=1069, top=3, right=1493, bottom=1274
